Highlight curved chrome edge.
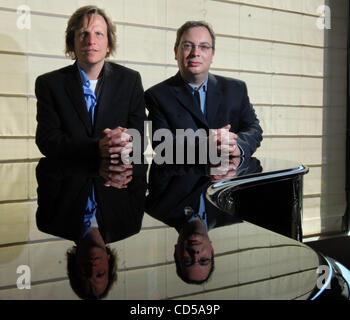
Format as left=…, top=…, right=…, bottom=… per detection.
left=209, top=165, right=308, bottom=193
left=206, top=165, right=308, bottom=206
left=325, top=257, right=350, bottom=299
left=333, top=261, right=350, bottom=290
left=310, top=256, right=333, bottom=300
left=310, top=255, right=350, bottom=300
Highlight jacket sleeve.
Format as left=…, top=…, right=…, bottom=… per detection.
left=236, top=81, right=263, bottom=158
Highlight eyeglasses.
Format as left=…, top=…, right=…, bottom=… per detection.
left=183, top=257, right=212, bottom=267
left=180, top=42, right=213, bottom=53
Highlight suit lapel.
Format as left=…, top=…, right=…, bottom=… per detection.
left=176, top=176, right=210, bottom=214
left=172, top=72, right=208, bottom=128
left=206, top=73, right=222, bottom=128
left=94, top=62, right=123, bottom=136
left=64, top=63, right=93, bottom=135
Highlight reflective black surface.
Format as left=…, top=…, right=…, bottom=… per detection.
left=31, top=157, right=350, bottom=299
left=36, top=158, right=147, bottom=244
left=32, top=157, right=350, bottom=299
left=0, top=156, right=348, bottom=300
left=35, top=158, right=148, bottom=299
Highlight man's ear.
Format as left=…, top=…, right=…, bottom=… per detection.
left=174, top=45, right=178, bottom=60
left=210, top=49, right=215, bottom=63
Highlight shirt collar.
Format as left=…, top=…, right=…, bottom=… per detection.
left=187, top=75, right=209, bottom=92
left=77, top=63, right=90, bottom=87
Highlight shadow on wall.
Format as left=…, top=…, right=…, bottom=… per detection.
left=321, top=0, right=349, bottom=235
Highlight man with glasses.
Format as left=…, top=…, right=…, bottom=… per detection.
left=145, top=162, right=244, bottom=284
left=145, top=21, right=262, bottom=164
left=174, top=212, right=215, bottom=284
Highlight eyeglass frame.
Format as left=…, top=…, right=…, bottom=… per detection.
left=182, top=255, right=214, bottom=267
left=180, top=41, right=214, bottom=53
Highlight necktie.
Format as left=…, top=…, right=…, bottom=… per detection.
left=193, top=89, right=201, bottom=112
left=82, top=81, right=97, bottom=125
left=198, top=193, right=208, bottom=229
left=193, top=88, right=207, bottom=118
left=185, top=193, right=208, bottom=230
left=82, top=185, right=97, bottom=238
left=79, top=67, right=98, bottom=238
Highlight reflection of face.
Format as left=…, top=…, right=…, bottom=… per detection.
left=174, top=219, right=214, bottom=282
left=174, top=26, right=215, bottom=85
left=74, top=14, right=110, bottom=71
left=77, top=245, right=110, bottom=297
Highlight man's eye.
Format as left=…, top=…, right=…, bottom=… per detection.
left=182, top=43, right=192, bottom=50
left=199, top=259, right=211, bottom=265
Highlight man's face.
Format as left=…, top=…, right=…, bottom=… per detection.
left=174, top=26, right=215, bottom=84
left=74, top=14, right=110, bottom=69
left=77, top=245, right=110, bottom=297
left=174, top=221, right=214, bottom=282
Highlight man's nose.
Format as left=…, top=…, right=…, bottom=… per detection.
left=86, top=32, right=96, bottom=44
left=81, top=264, right=92, bottom=278
left=190, top=45, right=200, bottom=55
left=188, top=247, right=200, bottom=255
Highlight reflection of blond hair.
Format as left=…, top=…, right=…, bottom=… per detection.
left=66, top=245, right=117, bottom=300
left=65, top=5, right=117, bottom=59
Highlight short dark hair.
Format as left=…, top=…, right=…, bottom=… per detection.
left=175, top=21, right=216, bottom=50
left=65, top=5, right=117, bottom=59
left=175, top=255, right=215, bottom=285
left=66, top=245, right=117, bottom=300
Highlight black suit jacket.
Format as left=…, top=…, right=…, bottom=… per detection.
left=35, top=158, right=148, bottom=244
left=35, top=61, right=146, bottom=159
left=145, top=163, right=242, bottom=232
left=145, top=72, right=263, bottom=158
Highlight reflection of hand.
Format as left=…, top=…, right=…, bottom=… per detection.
left=209, top=157, right=241, bottom=182
left=98, top=127, right=133, bottom=162
left=99, top=159, right=133, bottom=189
left=105, top=163, right=133, bottom=189
left=209, top=124, right=241, bottom=158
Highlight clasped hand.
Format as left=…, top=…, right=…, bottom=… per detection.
left=99, top=127, right=133, bottom=163
left=209, top=124, right=241, bottom=158
left=208, top=124, right=242, bottom=182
